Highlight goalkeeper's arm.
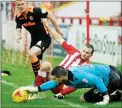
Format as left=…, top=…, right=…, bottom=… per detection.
left=20, top=80, right=59, bottom=92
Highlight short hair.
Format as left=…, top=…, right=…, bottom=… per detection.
left=85, top=44, right=94, bottom=54
left=51, top=66, right=68, bottom=77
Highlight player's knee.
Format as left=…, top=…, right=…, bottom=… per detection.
left=28, top=47, right=41, bottom=58
left=28, top=50, right=36, bottom=58
left=80, top=95, right=86, bottom=102
left=40, top=61, right=52, bottom=73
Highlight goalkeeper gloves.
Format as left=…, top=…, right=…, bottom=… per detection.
left=95, top=94, right=109, bottom=105
left=19, top=86, right=39, bottom=93
left=53, top=93, right=64, bottom=99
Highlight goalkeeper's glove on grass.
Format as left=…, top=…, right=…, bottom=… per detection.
left=20, top=86, right=39, bottom=93
left=95, top=94, right=109, bottom=105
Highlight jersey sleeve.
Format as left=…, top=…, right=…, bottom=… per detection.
left=15, top=16, right=22, bottom=29
left=39, top=80, right=59, bottom=91
left=33, top=7, right=48, bottom=18
left=62, top=41, right=79, bottom=54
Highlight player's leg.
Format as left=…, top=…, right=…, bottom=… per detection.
left=28, top=39, right=51, bottom=100
left=29, top=39, right=51, bottom=78
left=109, top=90, right=122, bottom=102
left=28, top=61, right=52, bottom=100
left=34, top=61, right=52, bottom=87
left=51, top=84, right=65, bottom=94
left=29, top=46, right=41, bottom=78
left=108, top=65, right=121, bottom=92
left=108, top=65, right=122, bottom=101
left=80, top=88, right=103, bottom=103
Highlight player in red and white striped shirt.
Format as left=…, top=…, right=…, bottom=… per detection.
left=32, top=21, right=94, bottom=98
left=51, top=41, right=94, bottom=94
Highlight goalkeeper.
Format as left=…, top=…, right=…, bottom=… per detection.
left=20, top=64, right=122, bottom=105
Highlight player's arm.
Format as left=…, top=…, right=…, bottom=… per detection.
left=15, top=16, right=23, bottom=42
left=20, top=80, right=59, bottom=92
left=47, top=12, right=63, bottom=36
left=43, top=20, right=64, bottom=45
left=43, top=21, right=79, bottom=54
left=16, top=28, right=22, bottom=38
left=83, top=73, right=110, bottom=105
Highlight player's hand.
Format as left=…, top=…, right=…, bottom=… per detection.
left=16, top=37, right=22, bottom=43
left=95, top=101, right=108, bottom=105
left=19, top=86, right=39, bottom=93
left=53, top=93, right=64, bottom=99
left=95, top=95, right=109, bottom=105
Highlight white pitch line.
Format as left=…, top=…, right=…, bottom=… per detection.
left=2, top=80, right=19, bottom=88
left=53, top=98, right=87, bottom=108
left=2, top=80, right=86, bottom=108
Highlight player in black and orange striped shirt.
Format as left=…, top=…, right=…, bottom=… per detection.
left=15, top=0, right=62, bottom=85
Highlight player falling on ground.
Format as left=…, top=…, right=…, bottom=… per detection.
left=28, top=20, right=94, bottom=99
left=20, top=64, right=122, bottom=105
left=15, top=0, right=62, bottom=81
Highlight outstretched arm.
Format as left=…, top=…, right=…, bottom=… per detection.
left=82, top=72, right=110, bottom=105
left=20, top=80, right=59, bottom=92
left=47, top=12, right=63, bottom=36
left=43, top=20, right=79, bottom=54
left=43, top=20, right=64, bottom=45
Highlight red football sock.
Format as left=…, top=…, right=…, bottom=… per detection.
left=60, top=86, right=76, bottom=96
left=34, top=70, right=47, bottom=87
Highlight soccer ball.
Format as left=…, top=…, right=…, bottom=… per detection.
left=12, top=89, right=29, bottom=103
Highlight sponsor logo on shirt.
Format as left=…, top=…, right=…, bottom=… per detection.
left=19, top=18, right=24, bottom=20
left=29, top=16, right=33, bottom=21
left=23, top=22, right=36, bottom=27
left=82, top=78, right=88, bottom=83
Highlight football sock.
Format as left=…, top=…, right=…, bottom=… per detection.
left=60, top=86, right=76, bottom=96
left=34, top=70, right=47, bottom=86
left=51, top=84, right=64, bottom=94
left=31, top=56, right=40, bottom=78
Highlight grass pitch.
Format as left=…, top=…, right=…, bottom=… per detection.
left=1, top=56, right=122, bottom=108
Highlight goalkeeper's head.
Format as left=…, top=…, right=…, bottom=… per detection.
left=51, top=66, right=68, bottom=83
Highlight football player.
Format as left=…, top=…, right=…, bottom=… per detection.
left=20, top=64, right=122, bottom=105
left=15, top=0, right=62, bottom=81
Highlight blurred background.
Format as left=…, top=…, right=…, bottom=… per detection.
left=1, top=1, right=122, bottom=67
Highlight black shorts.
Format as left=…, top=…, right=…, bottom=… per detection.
left=30, top=37, right=51, bottom=60
left=83, top=88, right=122, bottom=103
left=108, top=65, right=122, bottom=94
left=83, top=88, right=103, bottom=102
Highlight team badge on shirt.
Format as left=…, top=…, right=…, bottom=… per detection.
left=29, top=16, right=33, bottom=20
left=41, top=9, right=46, bottom=14
left=82, top=78, right=88, bottom=83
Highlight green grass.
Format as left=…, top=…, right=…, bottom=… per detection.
left=1, top=51, right=122, bottom=108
